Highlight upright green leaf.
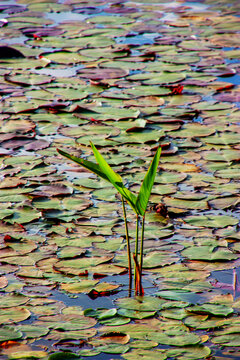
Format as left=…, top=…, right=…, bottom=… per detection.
left=57, top=148, right=109, bottom=181
left=90, top=142, right=138, bottom=214
left=90, top=142, right=123, bottom=184
left=136, top=147, right=161, bottom=215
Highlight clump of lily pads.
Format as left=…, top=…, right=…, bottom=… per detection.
left=57, top=143, right=161, bottom=295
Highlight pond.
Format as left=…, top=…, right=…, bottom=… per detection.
left=0, top=0, right=240, bottom=359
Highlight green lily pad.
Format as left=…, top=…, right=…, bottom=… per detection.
left=192, top=101, right=233, bottom=111
left=148, top=332, right=200, bottom=346
left=0, top=294, right=29, bottom=308
left=6, top=206, right=43, bottom=224
left=184, top=215, right=239, bottom=228
left=7, top=350, right=47, bottom=359
left=170, top=124, right=216, bottom=138
left=161, top=308, right=188, bottom=320
left=116, top=296, right=164, bottom=311
left=5, top=72, right=53, bottom=86
left=215, top=168, right=240, bottom=179
left=97, top=343, right=129, bottom=354
left=164, top=197, right=208, bottom=210
left=204, top=132, right=240, bottom=145
left=161, top=54, right=200, bottom=64
left=123, top=86, right=170, bottom=97
left=156, top=172, right=187, bottom=184
left=166, top=345, right=211, bottom=360
left=122, top=348, right=167, bottom=360
left=212, top=334, right=240, bottom=346
left=47, top=328, right=97, bottom=341
left=118, top=309, right=156, bottom=319
left=16, top=325, right=49, bottom=339
left=99, top=316, right=131, bottom=326
left=143, top=72, right=186, bottom=85
left=181, top=245, right=238, bottom=261
left=188, top=303, right=233, bottom=317
left=184, top=315, right=226, bottom=330
left=89, top=15, right=134, bottom=25
left=143, top=251, right=179, bottom=268
left=61, top=280, right=99, bottom=293
left=156, top=290, right=199, bottom=303
left=0, top=326, right=22, bottom=341
left=0, top=307, right=30, bottom=324
left=84, top=308, right=117, bottom=320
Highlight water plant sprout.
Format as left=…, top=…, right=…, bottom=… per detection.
left=57, top=143, right=161, bottom=295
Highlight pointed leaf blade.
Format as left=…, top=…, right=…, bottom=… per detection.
left=136, top=147, right=161, bottom=215
left=57, top=148, right=109, bottom=181
left=90, top=142, right=123, bottom=184
left=90, top=142, right=138, bottom=213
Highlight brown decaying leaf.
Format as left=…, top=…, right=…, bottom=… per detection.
left=100, top=332, right=130, bottom=344
left=0, top=178, right=27, bottom=189
left=0, top=276, right=8, bottom=289
left=31, top=184, right=73, bottom=197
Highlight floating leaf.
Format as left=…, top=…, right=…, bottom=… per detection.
left=116, top=296, right=164, bottom=311
left=0, top=307, right=30, bottom=324
left=0, top=326, right=22, bottom=341
left=7, top=350, right=47, bottom=359
left=156, top=290, right=200, bottom=303
left=166, top=345, right=211, bottom=360
left=118, top=308, right=156, bottom=319
left=148, top=331, right=200, bottom=346
left=16, top=325, right=49, bottom=339
left=97, top=343, right=129, bottom=354
left=188, top=304, right=233, bottom=317
left=182, top=245, right=238, bottom=261
left=184, top=215, right=239, bottom=228
left=48, top=352, right=81, bottom=360
left=122, top=348, right=167, bottom=360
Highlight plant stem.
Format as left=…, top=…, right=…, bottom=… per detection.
left=135, top=215, right=139, bottom=259
left=121, top=196, right=132, bottom=289
left=134, top=214, right=139, bottom=285
left=133, top=253, right=144, bottom=296
left=139, top=214, right=145, bottom=294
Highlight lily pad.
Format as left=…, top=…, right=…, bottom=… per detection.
left=0, top=326, right=22, bottom=341
left=182, top=244, right=238, bottom=261
left=116, top=296, right=164, bottom=311
left=184, top=215, right=239, bottom=228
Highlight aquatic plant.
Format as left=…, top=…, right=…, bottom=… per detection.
left=57, top=143, right=161, bottom=295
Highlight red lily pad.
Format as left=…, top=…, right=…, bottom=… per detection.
left=32, top=184, right=73, bottom=197
left=24, top=139, right=51, bottom=151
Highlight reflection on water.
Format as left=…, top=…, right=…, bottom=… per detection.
left=33, top=65, right=84, bottom=78
left=46, top=11, right=87, bottom=24
left=210, top=268, right=240, bottom=299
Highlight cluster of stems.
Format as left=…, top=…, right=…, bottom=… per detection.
left=122, top=199, right=145, bottom=295
left=57, top=143, right=161, bottom=296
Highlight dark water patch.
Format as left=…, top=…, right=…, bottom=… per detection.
left=192, top=115, right=203, bottom=123
left=225, top=58, right=240, bottom=64
left=116, top=33, right=158, bottom=46
left=218, top=74, right=240, bottom=86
